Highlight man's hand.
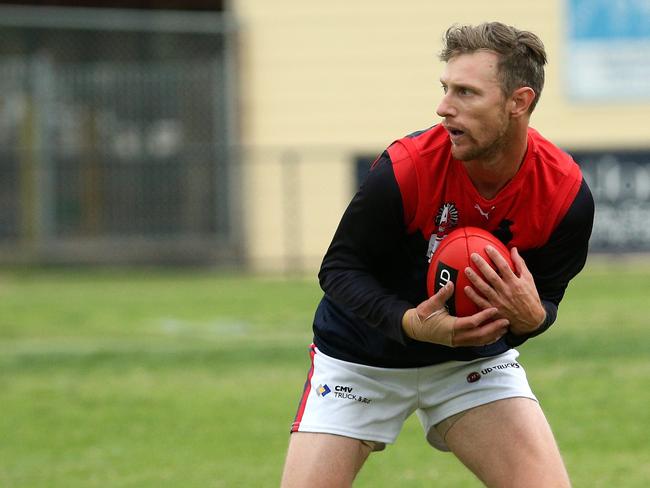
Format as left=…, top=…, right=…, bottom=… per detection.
left=463, top=246, right=546, bottom=336
left=402, top=281, right=510, bottom=346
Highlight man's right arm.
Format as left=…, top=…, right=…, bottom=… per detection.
left=318, top=152, right=416, bottom=345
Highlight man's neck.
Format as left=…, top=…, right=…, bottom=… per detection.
left=463, top=127, right=529, bottom=200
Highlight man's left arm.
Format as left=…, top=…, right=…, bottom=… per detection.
left=464, top=178, right=595, bottom=345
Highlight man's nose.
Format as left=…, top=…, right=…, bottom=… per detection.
left=436, top=94, right=456, bottom=118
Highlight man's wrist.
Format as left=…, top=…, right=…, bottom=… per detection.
left=402, top=308, right=420, bottom=340
left=511, top=307, right=547, bottom=336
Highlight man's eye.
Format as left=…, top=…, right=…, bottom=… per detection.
left=441, top=85, right=448, bottom=94
left=459, top=88, right=472, bottom=96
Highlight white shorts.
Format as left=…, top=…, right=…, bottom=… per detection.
left=291, top=345, right=536, bottom=452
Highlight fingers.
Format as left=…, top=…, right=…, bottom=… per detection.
left=511, top=246, right=530, bottom=279
left=485, top=246, right=516, bottom=278
left=450, top=307, right=509, bottom=346
left=464, top=263, right=499, bottom=301
left=407, top=296, right=510, bottom=347
left=463, top=284, right=491, bottom=310
left=465, top=245, right=518, bottom=300
left=419, top=281, right=454, bottom=315
left=453, top=307, right=500, bottom=332
left=452, top=316, right=510, bottom=347
left=435, top=280, right=454, bottom=302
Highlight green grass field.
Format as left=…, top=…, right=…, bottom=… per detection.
left=1, top=258, right=649, bottom=487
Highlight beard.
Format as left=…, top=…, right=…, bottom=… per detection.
left=451, top=114, right=512, bottom=162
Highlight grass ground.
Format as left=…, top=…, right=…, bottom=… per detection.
left=0, top=257, right=649, bottom=487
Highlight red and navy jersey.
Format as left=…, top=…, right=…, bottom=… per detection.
left=314, top=125, right=594, bottom=368
left=388, top=125, right=583, bottom=256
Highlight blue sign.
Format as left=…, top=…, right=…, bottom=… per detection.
left=568, top=0, right=650, bottom=40
left=566, top=0, right=650, bottom=100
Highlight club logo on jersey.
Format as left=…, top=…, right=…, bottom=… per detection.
left=426, top=202, right=459, bottom=261
left=434, top=202, right=459, bottom=228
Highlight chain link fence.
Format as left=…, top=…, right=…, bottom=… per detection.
left=0, top=6, right=239, bottom=265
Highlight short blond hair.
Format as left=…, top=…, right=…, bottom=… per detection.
left=439, top=22, right=547, bottom=112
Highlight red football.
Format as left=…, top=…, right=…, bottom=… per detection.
left=426, top=226, right=514, bottom=317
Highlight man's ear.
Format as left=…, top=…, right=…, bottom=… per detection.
left=510, top=87, right=536, bottom=117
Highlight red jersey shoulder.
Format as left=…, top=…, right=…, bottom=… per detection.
left=410, top=125, right=451, bottom=156
left=386, top=125, right=452, bottom=231
left=527, top=129, right=582, bottom=234
left=528, top=128, right=582, bottom=181
left=386, top=125, right=449, bottom=162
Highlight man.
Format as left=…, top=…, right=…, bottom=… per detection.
left=281, top=22, right=594, bottom=488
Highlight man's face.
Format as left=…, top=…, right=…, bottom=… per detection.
left=436, top=51, right=512, bottom=162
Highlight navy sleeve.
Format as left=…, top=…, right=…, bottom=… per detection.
left=506, top=178, right=595, bottom=346
left=318, top=153, right=418, bottom=345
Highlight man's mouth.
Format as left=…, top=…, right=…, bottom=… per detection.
left=443, top=123, right=465, bottom=138
left=445, top=126, right=466, bottom=142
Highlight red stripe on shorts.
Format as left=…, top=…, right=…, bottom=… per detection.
left=290, top=344, right=317, bottom=432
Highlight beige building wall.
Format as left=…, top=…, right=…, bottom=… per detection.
left=231, top=0, right=650, bottom=271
